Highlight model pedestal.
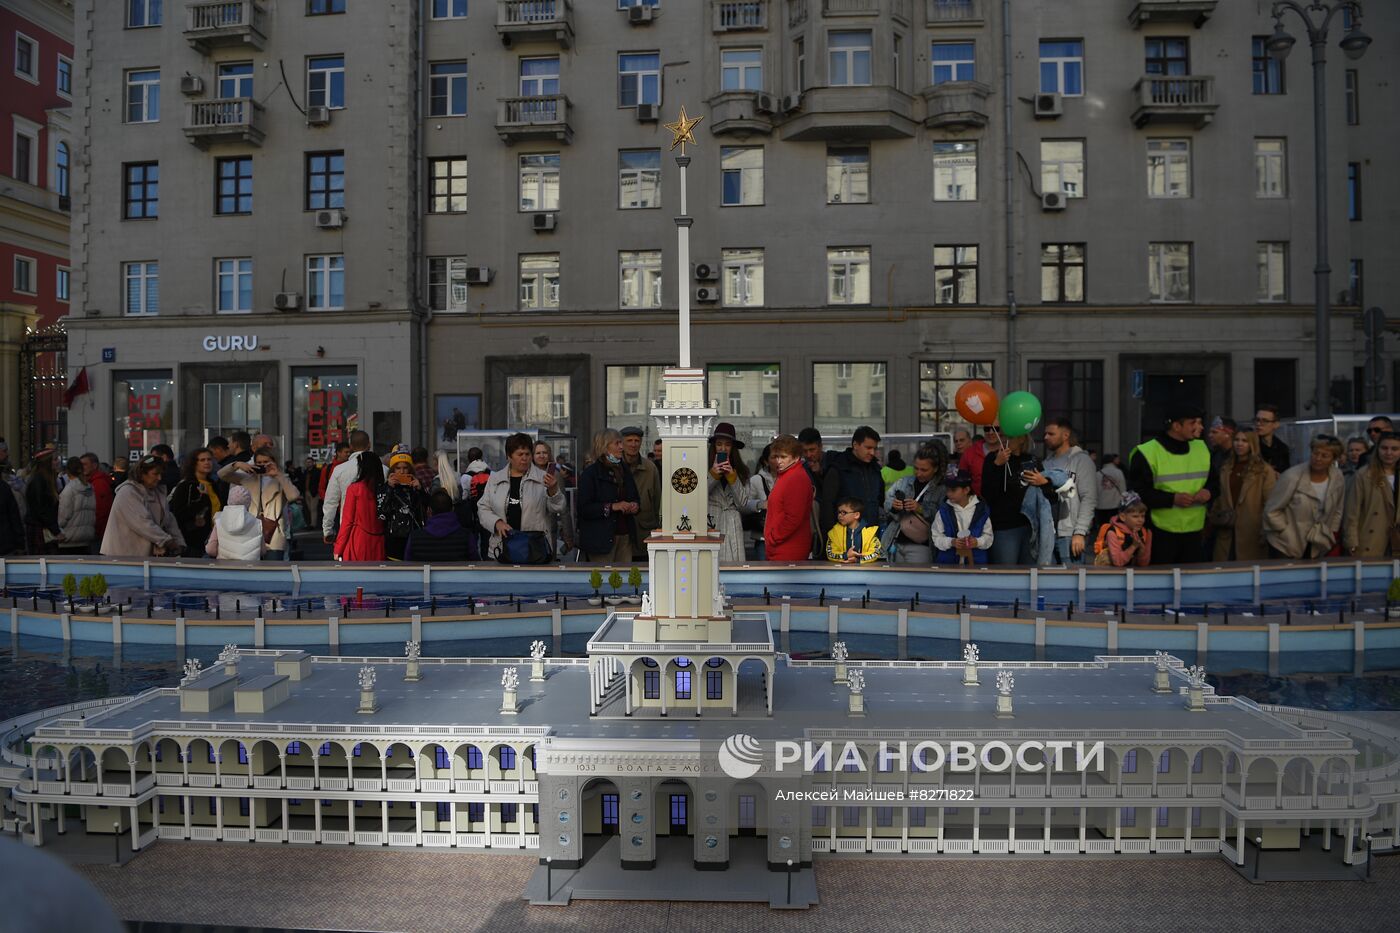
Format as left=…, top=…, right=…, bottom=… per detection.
left=531, top=659, right=546, bottom=682
left=995, top=694, right=1014, bottom=718
left=404, top=659, right=421, bottom=682
left=223, top=662, right=238, bottom=677
left=357, top=689, right=378, bottom=714
left=1153, top=668, right=1172, bottom=694
left=1186, top=685, right=1205, bottom=712
left=962, top=662, right=979, bottom=686
left=833, top=661, right=847, bottom=685
left=502, top=688, right=519, bottom=714
left=848, top=693, right=864, bottom=717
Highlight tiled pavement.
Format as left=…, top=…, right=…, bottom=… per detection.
left=77, top=845, right=1399, bottom=933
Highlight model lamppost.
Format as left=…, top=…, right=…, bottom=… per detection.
left=1254, top=834, right=1264, bottom=881
left=664, top=105, right=703, bottom=370
left=1265, top=1, right=1371, bottom=418
left=1364, top=832, right=1373, bottom=879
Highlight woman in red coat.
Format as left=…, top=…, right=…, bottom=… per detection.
left=334, top=452, right=386, bottom=562
left=764, top=435, right=815, bottom=561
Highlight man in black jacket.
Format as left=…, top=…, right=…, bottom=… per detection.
left=820, top=426, right=885, bottom=533
left=404, top=490, right=474, bottom=562
left=1253, top=404, right=1291, bottom=474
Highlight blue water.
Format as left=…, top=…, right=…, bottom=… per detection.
left=3, top=633, right=1396, bottom=724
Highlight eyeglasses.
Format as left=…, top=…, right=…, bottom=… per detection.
left=836, top=509, right=857, bottom=516
left=1368, top=427, right=1386, bottom=435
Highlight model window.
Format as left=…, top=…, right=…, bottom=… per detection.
left=1146, top=139, right=1190, bottom=198
left=520, top=57, right=560, bottom=97
left=1148, top=243, right=1192, bottom=303
left=1040, top=244, right=1085, bottom=303
left=57, top=57, right=72, bottom=98
left=57, top=267, right=70, bottom=302
left=1251, top=37, right=1285, bottom=95
left=1256, top=242, right=1288, bottom=303
left=1040, top=139, right=1085, bottom=198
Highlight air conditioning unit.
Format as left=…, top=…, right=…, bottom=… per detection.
left=274, top=291, right=302, bottom=311
left=694, top=286, right=719, bottom=303
left=781, top=93, right=802, bottom=113
left=464, top=266, right=494, bottom=285
left=315, top=209, right=347, bottom=229
left=628, top=4, right=654, bottom=24
left=693, top=262, right=718, bottom=282
left=1041, top=190, right=1067, bottom=211
left=306, top=105, right=332, bottom=126
left=636, top=103, right=659, bottom=122
left=1034, top=93, right=1063, bottom=118
left=754, top=93, right=777, bottom=114
left=180, top=75, right=204, bottom=96
left=532, top=212, right=557, bottom=232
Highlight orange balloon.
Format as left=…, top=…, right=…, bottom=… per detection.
left=955, top=381, right=1000, bottom=426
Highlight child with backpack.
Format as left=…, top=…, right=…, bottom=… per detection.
left=1093, top=492, right=1152, bottom=567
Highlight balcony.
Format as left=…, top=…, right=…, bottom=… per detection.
left=927, top=0, right=984, bottom=26
left=921, top=80, right=992, bottom=130
left=714, top=0, right=767, bottom=30
left=496, top=0, right=574, bottom=49
left=779, top=85, right=919, bottom=141
left=823, top=0, right=912, bottom=20
left=1131, top=75, right=1218, bottom=128
left=184, top=98, right=266, bottom=148
left=1128, top=0, right=1217, bottom=29
left=185, top=1, right=267, bottom=54
left=707, top=91, right=777, bottom=136
left=495, top=95, right=573, bottom=144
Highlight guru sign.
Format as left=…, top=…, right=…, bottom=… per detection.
left=202, top=335, right=259, bottom=352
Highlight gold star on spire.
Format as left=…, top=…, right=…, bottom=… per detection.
left=664, top=105, right=703, bottom=153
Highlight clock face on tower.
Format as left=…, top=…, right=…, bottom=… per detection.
left=670, top=467, right=699, bottom=494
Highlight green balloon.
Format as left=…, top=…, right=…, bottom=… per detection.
left=999, top=392, right=1043, bottom=438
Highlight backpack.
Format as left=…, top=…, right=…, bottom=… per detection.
left=469, top=471, right=489, bottom=502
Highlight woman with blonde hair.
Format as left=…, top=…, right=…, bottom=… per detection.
left=575, top=428, right=639, bottom=563
left=1342, top=430, right=1400, bottom=558
left=1210, top=430, right=1277, bottom=561
left=1264, top=434, right=1346, bottom=559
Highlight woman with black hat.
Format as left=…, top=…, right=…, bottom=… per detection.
left=708, top=422, right=752, bottom=563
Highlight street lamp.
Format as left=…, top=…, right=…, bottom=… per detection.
left=1253, top=834, right=1263, bottom=881
left=1364, top=832, right=1373, bottom=879
left=1267, top=1, right=1370, bottom=419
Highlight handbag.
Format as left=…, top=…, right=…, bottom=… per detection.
left=898, top=512, right=932, bottom=542
left=256, top=481, right=277, bottom=545
left=496, top=530, right=553, bottom=565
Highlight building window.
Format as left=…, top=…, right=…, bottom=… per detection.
left=1122, top=750, right=1138, bottom=773
left=429, top=62, right=469, bottom=116
left=216, top=157, right=253, bottom=215
left=499, top=746, right=516, bottom=771
left=204, top=382, right=263, bottom=437
left=126, top=69, right=160, bottom=123
left=643, top=669, right=660, bottom=699
left=12, top=126, right=36, bottom=185
left=600, top=793, right=619, bottom=830
left=499, top=803, right=518, bottom=825
left=1148, top=243, right=1191, bottom=303
left=128, top=0, right=162, bottom=27
left=218, top=62, right=253, bottom=100
left=827, top=247, right=870, bottom=305
left=1191, top=807, right=1202, bottom=828
left=1348, top=259, right=1363, bottom=306
left=1158, top=750, right=1172, bottom=774
left=828, top=31, right=872, bottom=86
left=619, top=149, right=660, bottom=209
left=620, top=250, right=663, bottom=310
left=814, top=363, right=887, bottom=436
left=306, top=254, right=345, bottom=310
left=215, top=258, right=254, bottom=313
left=467, top=802, right=484, bottom=823
left=12, top=256, right=35, bottom=295
left=842, top=807, right=862, bottom=827
left=1252, top=37, right=1285, bottom=95
left=428, top=157, right=467, bottom=213
left=893, top=34, right=902, bottom=91
left=931, top=41, right=974, bottom=84
left=812, top=805, right=828, bottom=827
left=1040, top=243, right=1085, bottom=303
left=308, top=0, right=346, bottom=13
left=606, top=365, right=665, bottom=429
left=1347, top=163, right=1360, bottom=220
left=123, top=262, right=159, bottom=315
left=520, top=57, right=560, bottom=97
left=57, top=267, right=70, bottom=302
left=675, top=670, right=692, bottom=700
left=433, top=0, right=468, bottom=17
left=933, top=245, right=978, bottom=305
left=1256, top=242, right=1288, bottom=303
left=428, top=256, right=469, bottom=312
left=306, top=151, right=345, bottom=210
left=932, top=142, right=977, bottom=201
left=720, top=147, right=763, bottom=206
left=1254, top=359, right=1298, bottom=419
left=1039, top=40, right=1083, bottom=96
left=722, top=248, right=764, bottom=308
left=1254, top=138, right=1286, bottom=198
left=794, top=36, right=805, bottom=91
left=826, top=146, right=869, bottom=204
left=519, top=253, right=560, bottom=310
left=57, top=56, right=72, bottom=98
left=728, top=393, right=742, bottom=416
left=13, top=34, right=36, bottom=82
left=875, top=806, right=894, bottom=827
left=1145, top=37, right=1189, bottom=76
left=1028, top=360, right=1103, bottom=453
left=55, top=142, right=69, bottom=198
left=618, top=52, right=661, bottom=107
left=706, top=364, right=780, bottom=447
left=1040, top=139, right=1085, bottom=198
left=1146, top=139, right=1190, bottom=198
left=308, top=56, right=346, bottom=109
left=1344, top=69, right=1359, bottom=124
left=721, top=48, right=763, bottom=91
left=519, top=153, right=560, bottom=212
left=706, top=669, right=723, bottom=700
left=1121, top=808, right=1136, bottom=828
left=919, top=361, right=992, bottom=432
left=124, top=162, right=159, bottom=219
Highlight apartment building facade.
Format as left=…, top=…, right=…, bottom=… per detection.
left=65, top=0, right=1397, bottom=463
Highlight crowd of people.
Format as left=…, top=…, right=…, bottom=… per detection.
left=1, top=407, right=1396, bottom=567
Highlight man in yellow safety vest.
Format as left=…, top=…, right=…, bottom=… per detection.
left=1127, top=403, right=1219, bottom=565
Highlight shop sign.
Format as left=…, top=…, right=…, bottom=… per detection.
left=202, top=335, right=259, bottom=352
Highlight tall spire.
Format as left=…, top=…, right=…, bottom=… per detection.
left=667, top=105, right=702, bottom=370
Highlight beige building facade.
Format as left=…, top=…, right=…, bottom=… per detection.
left=64, top=0, right=1397, bottom=462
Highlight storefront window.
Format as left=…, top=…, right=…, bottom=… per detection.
left=291, top=367, right=359, bottom=464
left=812, top=362, right=886, bottom=438
left=706, top=364, right=779, bottom=452
left=506, top=374, right=570, bottom=434
left=605, top=365, right=665, bottom=431
left=919, top=361, right=993, bottom=433
left=113, top=370, right=174, bottom=462
left=203, top=382, right=263, bottom=439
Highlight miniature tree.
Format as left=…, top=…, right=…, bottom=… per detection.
left=92, top=574, right=108, bottom=603
left=61, top=573, right=78, bottom=599
left=1389, top=578, right=1400, bottom=609
left=78, top=576, right=94, bottom=601
left=627, top=566, right=643, bottom=595
left=588, top=569, right=603, bottom=596
left=607, top=571, right=623, bottom=596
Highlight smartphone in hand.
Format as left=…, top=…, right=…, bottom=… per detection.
left=715, top=450, right=729, bottom=465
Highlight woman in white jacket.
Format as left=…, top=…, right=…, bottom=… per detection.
left=218, top=446, right=300, bottom=559
left=57, top=457, right=96, bottom=554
